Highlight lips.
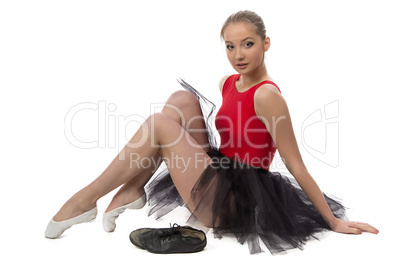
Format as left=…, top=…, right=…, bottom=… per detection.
left=236, top=63, right=248, bottom=69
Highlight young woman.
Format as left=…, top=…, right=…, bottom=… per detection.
left=45, top=10, right=378, bottom=254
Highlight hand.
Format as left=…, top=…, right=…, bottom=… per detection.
left=330, top=218, right=379, bottom=235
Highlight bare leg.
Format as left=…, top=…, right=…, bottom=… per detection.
left=52, top=104, right=213, bottom=223
left=104, top=90, right=210, bottom=212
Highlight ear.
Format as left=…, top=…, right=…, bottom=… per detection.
left=264, top=36, right=271, bottom=52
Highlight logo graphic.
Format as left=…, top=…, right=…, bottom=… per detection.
left=301, top=100, right=339, bottom=167
left=64, top=101, right=147, bottom=150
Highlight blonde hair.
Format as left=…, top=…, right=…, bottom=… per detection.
left=220, top=10, right=266, bottom=40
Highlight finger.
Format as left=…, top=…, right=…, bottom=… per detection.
left=347, top=227, right=362, bottom=235
left=351, top=222, right=379, bottom=234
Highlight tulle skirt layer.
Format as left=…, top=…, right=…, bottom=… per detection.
left=145, top=80, right=347, bottom=254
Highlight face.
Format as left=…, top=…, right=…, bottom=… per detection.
left=223, top=22, right=270, bottom=75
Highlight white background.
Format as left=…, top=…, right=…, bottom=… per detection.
left=1, top=0, right=401, bottom=267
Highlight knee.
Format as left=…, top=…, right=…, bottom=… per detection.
left=166, top=90, right=199, bottom=112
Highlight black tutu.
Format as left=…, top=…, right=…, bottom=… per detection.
left=145, top=80, right=347, bottom=254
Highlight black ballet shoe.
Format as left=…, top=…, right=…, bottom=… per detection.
left=129, top=224, right=207, bottom=254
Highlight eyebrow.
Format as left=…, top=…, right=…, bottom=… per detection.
left=225, top=37, right=254, bottom=44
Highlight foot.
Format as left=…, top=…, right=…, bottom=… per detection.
left=45, top=192, right=97, bottom=238
left=105, top=187, right=145, bottom=213
left=103, top=193, right=146, bottom=232
left=52, top=192, right=97, bottom=222
left=45, top=207, right=97, bottom=239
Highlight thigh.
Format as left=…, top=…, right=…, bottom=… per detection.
left=152, top=112, right=213, bottom=211
left=120, top=90, right=209, bottom=190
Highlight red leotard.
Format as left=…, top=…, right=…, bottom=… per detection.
left=215, top=74, right=281, bottom=170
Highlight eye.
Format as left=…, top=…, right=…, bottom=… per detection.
left=244, top=41, right=254, bottom=48
left=226, top=44, right=234, bottom=51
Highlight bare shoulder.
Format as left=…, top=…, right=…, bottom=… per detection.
left=218, top=75, right=231, bottom=94
left=254, top=84, right=288, bottom=117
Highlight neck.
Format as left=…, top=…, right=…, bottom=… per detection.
left=239, top=63, right=269, bottom=88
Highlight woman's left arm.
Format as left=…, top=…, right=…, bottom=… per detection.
left=254, top=86, right=379, bottom=235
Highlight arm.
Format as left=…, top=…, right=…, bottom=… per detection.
left=218, top=75, right=231, bottom=94
left=254, top=85, right=379, bottom=234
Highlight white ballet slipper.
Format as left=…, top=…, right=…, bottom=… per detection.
left=103, top=194, right=146, bottom=232
left=45, top=207, right=98, bottom=239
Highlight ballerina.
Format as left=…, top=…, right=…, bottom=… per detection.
left=45, top=10, right=378, bottom=254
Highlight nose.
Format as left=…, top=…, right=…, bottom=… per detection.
left=234, top=47, right=244, bottom=61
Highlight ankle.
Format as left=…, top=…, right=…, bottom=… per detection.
left=79, top=185, right=102, bottom=206
left=69, top=190, right=98, bottom=212
left=105, top=188, right=145, bottom=213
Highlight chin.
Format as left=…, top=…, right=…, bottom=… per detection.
left=233, top=65, right=257, bottom=76
left=233, top=66, right=246, bottom=74
left=235, top=69, right=251, bottom=76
